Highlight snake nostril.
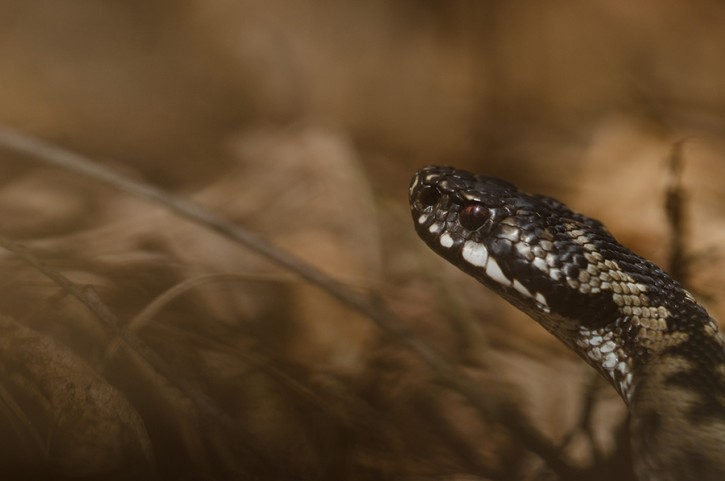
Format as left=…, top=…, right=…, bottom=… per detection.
left=459, top=204, right=489, bottom=231
left=417, top=186, right=441, bottom=208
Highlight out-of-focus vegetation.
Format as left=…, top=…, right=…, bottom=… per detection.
left=0, top=1, right=725, bottom=479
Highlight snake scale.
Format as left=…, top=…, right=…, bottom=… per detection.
left=409, top=165, right=725, bottom=481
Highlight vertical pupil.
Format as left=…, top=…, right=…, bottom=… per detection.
left=459, top=204, right=488, bottom=230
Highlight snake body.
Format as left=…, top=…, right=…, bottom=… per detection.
left=409, top=165, right=725, bottom=481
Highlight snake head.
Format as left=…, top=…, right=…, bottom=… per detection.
left=409, top=165, right=630, bottom=349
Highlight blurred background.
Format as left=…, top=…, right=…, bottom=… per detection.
left=0, top=1, right=724, bottom=480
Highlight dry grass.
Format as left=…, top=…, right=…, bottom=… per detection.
left=0, top=1, right=724, bottom=480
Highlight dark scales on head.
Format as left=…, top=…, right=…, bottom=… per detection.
left=410, top=165, right=725, bottom=481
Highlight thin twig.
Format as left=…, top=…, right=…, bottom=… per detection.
left=0, top=125, right=582, bottom=479
left=101, top=272, right=294, bottom=364
left=0, top=383, right=49, bottom=460
left=664, top=139, right=688, bottom=285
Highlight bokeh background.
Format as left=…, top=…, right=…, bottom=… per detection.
left=0, top=1, right=725, bottom=480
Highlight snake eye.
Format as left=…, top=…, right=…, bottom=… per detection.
left=417, top=186, right=441, bottom=208
left=459, top=204, right=488, bottom=231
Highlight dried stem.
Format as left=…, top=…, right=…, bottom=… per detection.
left=0, top=125, right=583, bottom=480
left=664, top=139, right=688, bottom=285
left=0, top=236, right=275, bottom=469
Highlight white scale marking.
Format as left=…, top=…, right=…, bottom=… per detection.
left=532, top=257, right=547, bottom=272
left=588, top=349, right=602, bottom=362
left=513, top=279, right=532, bottom=298
left=439, top=232, right=454, bottom=248
left=461, top=241, right=488, bottom=267
left=602, top=352, right=618, bottom=369
left=622, top=372, right=634, bottom=402
left=409, top=176, right=419, bottom=196
left=599, top=340, right=616, bottom=354
left=485, top=258, right=511, bottom=286
left=616, top=361, right=628, bottom=375
left=461, top=243, right=544, bottom=310
left=418, top=214, right=429, bottom=224
left=428, top=223, right=442, bottom=234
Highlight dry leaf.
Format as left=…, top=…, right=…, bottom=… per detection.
left=0, top=314, right=154, bottom=478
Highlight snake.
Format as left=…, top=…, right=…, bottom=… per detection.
left=409, top=165, right=725, bottom=481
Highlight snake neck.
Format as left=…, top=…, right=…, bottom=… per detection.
left=567, top=284, right=725, bottom=481
left=474, top=239, right=725, bottom=481
left=628, top=324, right=725, bottom=481
left=568, top=279, right=725, bottom=401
